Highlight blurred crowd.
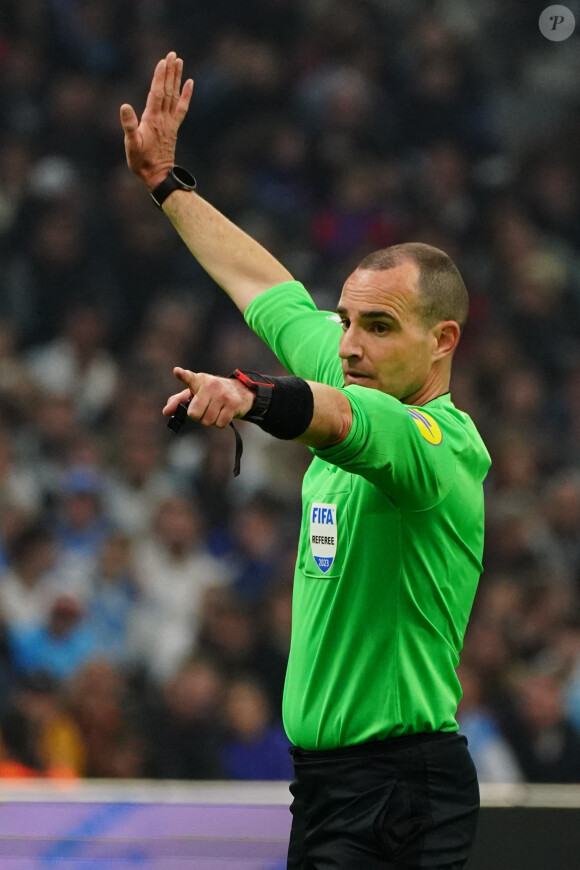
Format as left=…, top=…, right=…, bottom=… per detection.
left=1, top=0, right=580, bottom=782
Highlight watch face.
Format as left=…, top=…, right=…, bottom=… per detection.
left=172, top=166, right=196, bottom=189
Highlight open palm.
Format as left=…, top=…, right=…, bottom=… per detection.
left=120, top=51, right=193, bottom=189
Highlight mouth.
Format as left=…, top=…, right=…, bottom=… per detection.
left=343, top=371, right=373, bottom=384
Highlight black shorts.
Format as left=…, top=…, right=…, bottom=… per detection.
left=287, top=732, right=479, bottom=870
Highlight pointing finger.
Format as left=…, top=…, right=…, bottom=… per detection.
left=173, top=367, right=201, bottom=393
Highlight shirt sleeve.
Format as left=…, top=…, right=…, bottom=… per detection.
left=244, top=280, right=344, bottom=387
left=314, top=386, right=464, bottom=511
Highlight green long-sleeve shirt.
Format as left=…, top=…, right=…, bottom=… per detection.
left=245, top=281, right=490, bottom=750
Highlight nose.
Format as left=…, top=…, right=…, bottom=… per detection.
left=339, top=327, right=363, bottom=360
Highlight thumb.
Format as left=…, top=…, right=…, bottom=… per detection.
left=120, top=103, right=138, bottom=135
left=173, top=367, right=201, bottom=393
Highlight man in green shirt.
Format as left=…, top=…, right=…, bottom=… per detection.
left=121, top=52, right=490, bottom=869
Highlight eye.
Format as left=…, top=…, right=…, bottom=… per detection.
left=372, top=322, right=390, bottom=335
left=340, top=319, right=350, bottom=331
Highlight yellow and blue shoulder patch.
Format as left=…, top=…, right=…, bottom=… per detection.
left=407, top=408, right=443, bottom=445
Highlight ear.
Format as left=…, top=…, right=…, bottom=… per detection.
left=432, top=321, right=461, bottom=360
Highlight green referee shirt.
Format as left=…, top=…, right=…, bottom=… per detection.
left=245, top=280, right=491, bottom=750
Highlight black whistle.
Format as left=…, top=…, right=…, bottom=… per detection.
left=166, top=398, right=242, bottom=476
left=167, top=399, right=191, bottom=433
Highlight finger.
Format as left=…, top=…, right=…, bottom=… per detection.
left=175, top=78, right=194, bottom=126
left=120, top=104, right=143, bottom=167
left=163, top=51, right=177, bottom=113
left=188, top=391, right=212, bottom=423
left=214, top=405, right=235, bottom=429
left=162, top=387, right=191, bottom=416
left=144, top=58, right=167, bottom=116
left=170, top=57, right=183, bottom=114
left=198, top=395, right=234, bottom=428
left=173, top=366, right=201, bottom=394
left=119, top=103, right=138, bottom=137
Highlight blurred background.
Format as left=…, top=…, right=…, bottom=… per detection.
left=1, top=0, right=580, bottom=786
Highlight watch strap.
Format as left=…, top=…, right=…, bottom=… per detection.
left=229, top=369, right=274, bottom=423
left=151, top=166, right=197, bottom=209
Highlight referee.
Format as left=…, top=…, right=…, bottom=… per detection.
left=121, top=53, right=490, bottom=870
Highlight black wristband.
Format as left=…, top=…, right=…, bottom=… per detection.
left=229, top=369, right=314, bottom=440
left=151, top=166, right=197, bottom=209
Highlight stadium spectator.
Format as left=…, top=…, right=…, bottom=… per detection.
left=0, top=522, right=59, bottom=628
left=456, top=662, right=522, bottom=783
left=84, top=531, right=139, bottom=666
left=67, top=659, right=145, bottom=778
left=146, top=658, right=226, bottom=780
left=16, top=672, right=85, bottom=777
left=252, top=579, right=293, bottom=716
left=196, top=588, right=263, bottom=683
left=0, top=318, right=37, bottom=431
left=104, top=433, right=175, bottom=536
left=543, top=471, right=580, bottom=590
left=8, top=593, right=98, bottom=683
left=52, top=465, right=112, bottom=574
left=0, top=422, right=42, bottom=516
left=218, top=491, right=288, bottom=605
left=221, top=678, right=293, bottom=781
left=26, top=302, right=118, bottom=427
left=130, top=495, right=230, bottom=682
left=500, top=667, right=580, bottom=783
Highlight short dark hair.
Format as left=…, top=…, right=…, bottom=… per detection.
left=357, top=243, right=469, bottom=330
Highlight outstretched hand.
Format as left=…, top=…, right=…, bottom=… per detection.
left=163, top=367, right=255, bottom=429
left=120, top=51, right=193, bottom=190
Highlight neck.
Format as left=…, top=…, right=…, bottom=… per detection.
left=403, top=369, right=450, bottom=406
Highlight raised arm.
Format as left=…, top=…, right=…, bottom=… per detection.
left=120, top=52, right=293, bottom=313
